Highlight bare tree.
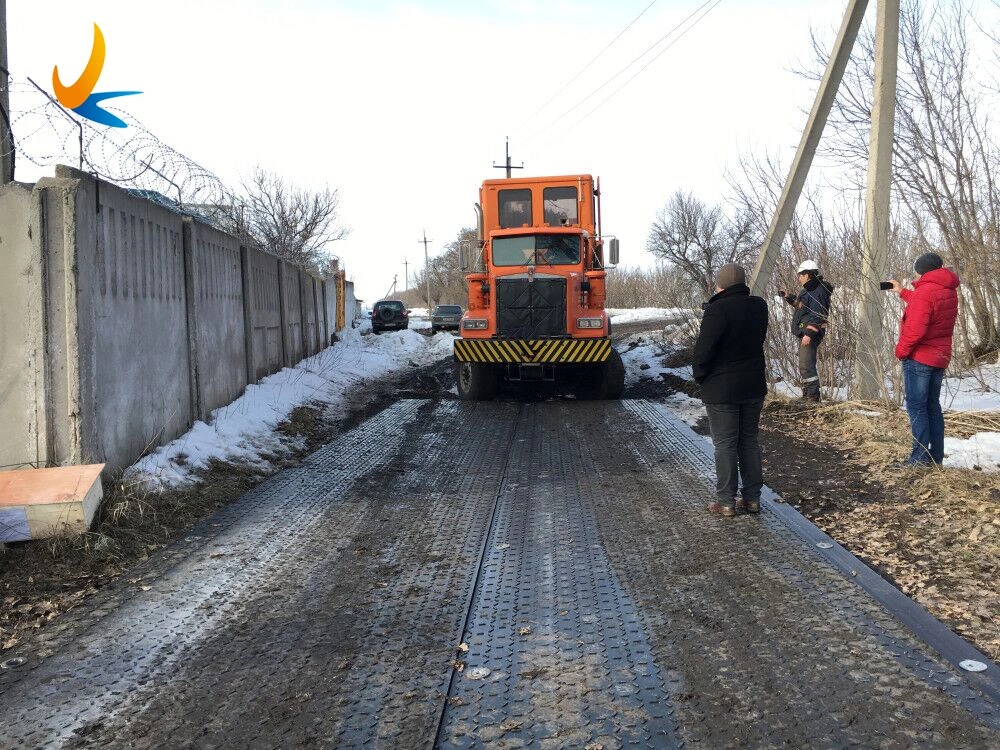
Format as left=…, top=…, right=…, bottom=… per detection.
left=217, top=167, right=349, bottom=274
left=646, top=191, right=758, bottom=297
left=805, top=0, right=1000, bottom=358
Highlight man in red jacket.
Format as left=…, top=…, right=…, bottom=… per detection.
left=890, top=253, right=960, bottom=466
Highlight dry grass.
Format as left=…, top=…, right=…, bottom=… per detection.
left=785, top=399, right=1000, bottom=659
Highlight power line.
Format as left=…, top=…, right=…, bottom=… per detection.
left=567, top=0, right=724, bottom=135
left=523, top=0, right=716, bottom=144
left=520, top=0, right=659, bottom=126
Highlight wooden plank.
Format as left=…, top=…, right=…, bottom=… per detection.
left=0, top=464, right=104, bottom=542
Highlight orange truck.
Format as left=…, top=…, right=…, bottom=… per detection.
left=455, top=174, right=625, bottom=400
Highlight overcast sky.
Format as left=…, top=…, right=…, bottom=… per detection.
left=9, top=1, right=1000, bottom=301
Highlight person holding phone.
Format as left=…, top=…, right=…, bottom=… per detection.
left=778, top=260, right=835, bottom=403
left=889, top=253, right=960, bottom=467
left=693, top=263, right=769, bottom=517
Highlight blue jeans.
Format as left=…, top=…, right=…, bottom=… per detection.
left=902, top=359, right=945, bottom=465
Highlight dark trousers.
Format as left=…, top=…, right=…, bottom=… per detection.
left=705, top=398, right=765, bottom=508
left=902, top=358, right=946, bottom=465
left=798, top=334, right=822, bottom=397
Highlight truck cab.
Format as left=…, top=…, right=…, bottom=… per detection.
left=455, top=174, right=624, bottom=400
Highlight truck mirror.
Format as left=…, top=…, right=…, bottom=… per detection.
left=474, top=203, right=484, bottom=244
left=459, top=240, right=469, bottom=271
left=609, top=238, right=620, bottom=266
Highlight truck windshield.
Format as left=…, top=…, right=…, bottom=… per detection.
left=491, top=235, right=581, bottom=266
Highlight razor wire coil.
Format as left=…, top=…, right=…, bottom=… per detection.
left=5, top=77, right=234, bottom=210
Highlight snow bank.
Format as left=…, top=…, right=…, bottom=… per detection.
left=128, top=326, right=455, bottom=488
left=944, top=432, right=1000, bottom=472
left=609, top=307, right=692, bottom=324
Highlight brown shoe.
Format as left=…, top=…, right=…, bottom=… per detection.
left=708, top=502, right=736, bottom=517
left=746, top=499, right=761, bottom=514
left=735, top=498, right=747, bottom=513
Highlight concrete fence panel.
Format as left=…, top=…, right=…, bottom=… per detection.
left=299, top=270, right=318, bottom=358
left=52, top=169, right=193, bottom=470
left=0, top=184, right=47, bottom=469
left=184, top=219, right=248, bottom=421
left=280, top=261, right=303, bottom=366
left=311, top=276, right=324, bottom=351
left=245, top=246, right=283, bottom=381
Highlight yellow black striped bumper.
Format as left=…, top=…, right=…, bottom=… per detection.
left=454, top=338, right=612, bottom=364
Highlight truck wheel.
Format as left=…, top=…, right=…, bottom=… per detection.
left=456, top=362, right=497, bottom=401
left=602, top=348, right=626, bottom=399
left=575, top=347, right=625, bottom=400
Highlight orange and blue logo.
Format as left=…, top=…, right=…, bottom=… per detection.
left=52, top=23, right=141, bottom=128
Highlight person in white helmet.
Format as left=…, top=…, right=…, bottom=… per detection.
left=778, top=260, right=835, bottom=402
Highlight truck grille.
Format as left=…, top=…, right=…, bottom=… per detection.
left=496, top=278, right=566, bottom=338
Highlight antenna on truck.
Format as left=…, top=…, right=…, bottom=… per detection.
left=492, top=137, right=524, bottom=178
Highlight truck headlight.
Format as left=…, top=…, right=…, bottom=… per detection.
left=463, top=318, right=488, bottom=330
left=576, top=317, right=603, bottom=329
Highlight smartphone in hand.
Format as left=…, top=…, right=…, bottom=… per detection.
left=879, top=282, right=894, bottom=291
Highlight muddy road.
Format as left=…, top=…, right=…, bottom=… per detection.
left=2, top=387, right=998, bottom=748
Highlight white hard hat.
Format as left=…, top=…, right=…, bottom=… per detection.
left=797, top=259, right=819, bottom=274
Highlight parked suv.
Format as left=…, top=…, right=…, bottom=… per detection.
left=371, top=300, right=409, bottom=333
left=431, top=304, right=463, bottom=333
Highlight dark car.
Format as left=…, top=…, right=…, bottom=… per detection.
left=431, top=304, right=463, bottom=333
left=371, top=300, right=409, bottom=333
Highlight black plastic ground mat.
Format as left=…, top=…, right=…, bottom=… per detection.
left=0, top=399, right=997, bottom=749
left=436, top=405, right=680, bottom=749
left=0, top=400, right=517, bottom=748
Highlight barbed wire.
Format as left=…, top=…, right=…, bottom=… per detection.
left=5, top=77, right=234, bottom=210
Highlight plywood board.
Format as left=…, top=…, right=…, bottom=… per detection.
left=0, top=464, right=104, bottom=542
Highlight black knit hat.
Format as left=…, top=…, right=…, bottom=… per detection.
left=914, top=252, right=943, bottom=275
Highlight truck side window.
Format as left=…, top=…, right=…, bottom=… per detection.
left=543, top=187, right=578, bottom=226
left=498, top=189, right=532, bottom=229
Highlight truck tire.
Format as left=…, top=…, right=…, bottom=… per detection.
left=456, top=362, right=497, bottom=401
left=575, top=347, right=625, bottom=400
left=602, top=347, right=626, bottom=399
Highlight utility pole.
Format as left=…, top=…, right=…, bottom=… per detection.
left=749, top=0, right=869, bottom=296
left=402, top=258, right=409, bottom=290
left=856, top=0, right=899, bottom=399
left=492, top=136, right=523, bottom=179
left=419, top=230, right=432, bottom=307
left=0, top=0, right=13, bottom=185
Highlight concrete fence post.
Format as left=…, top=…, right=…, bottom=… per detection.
left=182, top=220, right=201, bottom=423
left=277, top=260, right=290, bottom=367
left=239, top=245, right=255, bottom=385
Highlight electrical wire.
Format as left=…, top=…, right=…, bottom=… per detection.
left=567, top=0, right=724, bottom=135
left=520, top=0, right=659, bottom=126
left=523, top=0, right=717, bottom=144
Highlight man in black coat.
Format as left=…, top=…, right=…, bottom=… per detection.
left=693, top=263, right=769, bottom=517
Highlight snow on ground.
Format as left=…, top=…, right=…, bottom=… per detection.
left=942, top=364, right=1000, bottom=412
left=944, top=432, right=1000, bottom=472
left=619, top=333, right=704, bottom=427
left=620, top=337, right=691, bottom=384
left=408, top=312, right=431, bottom=330
left=608, top=307, right=691, bottom=325
left=128, top=324, right=455, bottom=488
